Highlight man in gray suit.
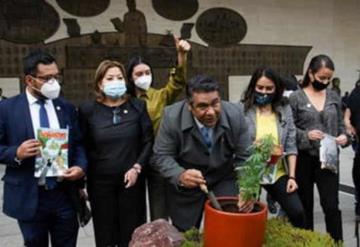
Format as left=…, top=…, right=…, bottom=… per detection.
left=152, top=75, right=252, bottom=231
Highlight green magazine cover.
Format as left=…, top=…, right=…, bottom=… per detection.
left=34, top=127, right=69, bottom=178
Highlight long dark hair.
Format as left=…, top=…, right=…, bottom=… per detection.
left=302, top=54, right=335, bottom=88
left=126, top=56, right=154, bottom=97
left=242, top=67, right=284, bottom=112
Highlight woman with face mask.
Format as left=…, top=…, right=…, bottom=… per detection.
left=240, top=67, right=306, bottom=228
left=126, top=36, right=191, bottom=221
left=289, top=55, right=347, bottom=242
left=78, top=60, right=153, bottom=247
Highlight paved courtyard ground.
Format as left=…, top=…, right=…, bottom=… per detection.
left=0, top=147, right=358, bottom=246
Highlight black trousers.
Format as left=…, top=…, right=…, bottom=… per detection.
left=147, top=168, right=169, bottom=220
left=353, top=151, right=360, bottom=215
left=87, top=173, right=146, bottom=247
left=263, top=176, right=306, bottom=228
left=18, top=187, right=79, bottom=247
left=296, top=151, right=343, bottom=241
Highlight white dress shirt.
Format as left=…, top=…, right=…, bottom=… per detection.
left=26, top=88, right=60, bottom=138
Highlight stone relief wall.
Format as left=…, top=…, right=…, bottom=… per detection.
left=0, top=0, right=311, bottom=105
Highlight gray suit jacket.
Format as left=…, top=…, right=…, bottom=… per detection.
left=241, top=103, right=298, bottom=162
left=152, top=100, right=250, bottom=230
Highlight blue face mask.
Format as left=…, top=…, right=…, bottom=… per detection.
left=254, top=91, right=274, bottom=106
left=103, top=80, right=127, bottom=99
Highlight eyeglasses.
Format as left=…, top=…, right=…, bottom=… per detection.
left=32, top=74, right=63, bottom=83
left=113, top=107, right=121, bottom=124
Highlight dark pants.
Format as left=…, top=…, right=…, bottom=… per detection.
left=353, top=152, right=360, bottom=215
left=18, top=187, right=79, bottom=247
left=263, top=176, right=306, bottom=228
left=296, top=151, right=343, bottom=241
left=147, top=168, right=169, bottom=220
left=88, top=173, right=146, bottom=247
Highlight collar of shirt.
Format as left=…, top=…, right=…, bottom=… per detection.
left=25, top=87, right=60, bottom=135
left=193, top=117, right=214, bottom=138
left=25, top=87, right=50, bottom=106
left=138, top=90, right=149, bottom=100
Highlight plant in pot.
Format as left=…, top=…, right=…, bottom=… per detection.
left=204, top=134, right=281, bottom=247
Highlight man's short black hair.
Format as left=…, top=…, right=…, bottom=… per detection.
left=186, top=75, right=220, bottom=100
left=23, top=49, right=56, bottom=76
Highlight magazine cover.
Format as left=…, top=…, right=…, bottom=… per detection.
left=34, top=127, right=69, bottom=178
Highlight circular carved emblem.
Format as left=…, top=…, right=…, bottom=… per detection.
left=152, top=0, right=198, bottom=21
left=1, top=1, right=60, bottom=44
left=56, top=0, right=110, bottom=17
left=196, top=8, right=247, bottom=47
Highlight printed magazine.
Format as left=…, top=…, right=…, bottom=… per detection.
left=34, top=127, right=69, bottom=178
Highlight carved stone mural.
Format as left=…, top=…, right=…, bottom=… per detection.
left=0, top=0, right=60, bottom=44
left=56, top=0, right=110, bottom=17
left=0, top=1, right=311, bottom=104
left=196, top=8, right=247, bottom=47
left=152, top=0, right=198, bottom=21
left=123, top=0, right=147, bottom=47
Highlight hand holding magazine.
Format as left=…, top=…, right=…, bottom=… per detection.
left=35, top=127, right=69, bottom=178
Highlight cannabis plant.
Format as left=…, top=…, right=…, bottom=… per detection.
left=236, top=134, right=277, bottom=201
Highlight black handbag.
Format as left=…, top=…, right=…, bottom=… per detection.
left=77, top=194, right=92, bottom=227
left=67, top=181, right=92, bottom=227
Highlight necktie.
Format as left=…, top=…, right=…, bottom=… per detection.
left=200, top=127, right=212, bottom=149
left=37, top=99, right=57, bottom=190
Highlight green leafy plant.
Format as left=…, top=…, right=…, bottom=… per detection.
left=236, top=134, right=277, bottom=201
left=180, top=218, right=343, bottom=247
left=181, top=227, right=203, bottom=247
left=265, top=218, right=343, bottom=247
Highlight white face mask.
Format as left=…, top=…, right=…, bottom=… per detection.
left=39, top=78, right=61, bottom=99
left=134, top=74, right=152, bottom=91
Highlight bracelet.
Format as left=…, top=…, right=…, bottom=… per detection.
left=288, top=176, right=296, bottom=181
left=132, top=165, right=141, bottom=174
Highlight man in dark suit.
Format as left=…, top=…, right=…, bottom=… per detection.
left=0, top=49, right=87, bottom=246
left=152, top=75, right=252, bottom=231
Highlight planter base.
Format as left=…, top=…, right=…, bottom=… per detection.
left=204, top=197, right=267, bottom=247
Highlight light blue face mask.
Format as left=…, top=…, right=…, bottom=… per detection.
left=103, top=80, right=127, bottom=99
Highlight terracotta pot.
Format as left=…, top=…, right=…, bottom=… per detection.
left=204, top=197, right=267, bottom=247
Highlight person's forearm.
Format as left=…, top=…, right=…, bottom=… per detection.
left=287, top=154, right=297, bottom=178
left=344, top=108, right=352, bottom=127
left=177, top=51, right=187, bottom=67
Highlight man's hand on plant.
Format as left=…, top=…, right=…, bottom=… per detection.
left=237, top=194, right=255, bottom=213
left=286, top=178, right=298, bottom=193
left=178, top=169, right=206, bottom=188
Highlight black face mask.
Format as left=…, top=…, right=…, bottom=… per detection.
left=254, top=91, right=275, bottom=105
left=312, top=79, right=329, bottom=91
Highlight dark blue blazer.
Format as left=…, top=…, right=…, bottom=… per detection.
left=0, top=93, right=87, bottom=220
